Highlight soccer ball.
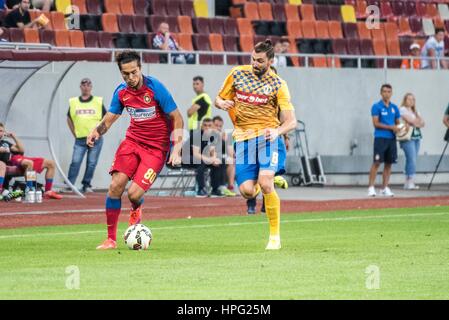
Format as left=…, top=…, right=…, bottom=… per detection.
left=123, top=224, right=152, bottom=250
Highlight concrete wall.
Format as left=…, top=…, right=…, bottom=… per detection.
left=2, top=61, right=449, bottom=188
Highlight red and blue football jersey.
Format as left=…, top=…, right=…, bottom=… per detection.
left=109, top=75, right=177, bottom=152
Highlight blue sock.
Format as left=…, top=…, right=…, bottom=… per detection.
left=26, top=180, right=33, bottom=189
left=0, top=176, right=4, bottom=192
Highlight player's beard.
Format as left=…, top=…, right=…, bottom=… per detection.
left=253, top=65, right=268, bottom=77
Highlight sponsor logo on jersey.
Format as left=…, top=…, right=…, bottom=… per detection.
left=235, top=90, right=269, bottom=106
left=263, top=85, right=273, bottom=95
left=126, top=106, right=156, bottom=121
left=75, top=109, right=97, bottom=115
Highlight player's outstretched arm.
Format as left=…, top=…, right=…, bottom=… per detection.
left=86, top=112, right=120, bottom=147
left=270, top=110, right=297, bottom=140
left=215, top=96, right=234, bottom=111
left=167, top=109, right=184, bottom=167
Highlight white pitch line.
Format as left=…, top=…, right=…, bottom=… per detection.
left=0, top=211, right=447, bottom=240
left=0, top=207, right=162, bottom=217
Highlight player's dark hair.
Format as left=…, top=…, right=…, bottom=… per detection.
left=202, top=118, right=213, bottom=124
left=254, top=39, right=275, bottom=60
left=270, top=65, right=278, bottom=74
left=381, top=83, right=392, bottom=91
left=193, top=76, right=204, bottom=83
left=115, top=50, right=141, bottom=70
left=0, top=122, right=4, bottom=128
left=212, top=116, right=223, bottom=123
left=435, top=28, right=445, bottom=34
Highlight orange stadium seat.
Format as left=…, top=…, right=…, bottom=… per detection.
left=232, top=0, right=246, bottom=4
left=287, top=20, right=302, bottom=38
left=355, top=0, right=367, bottom=19
left=398, top=17, right=413, bottom=36
left=209, top=33, right=224, bottom=51
left=328, top=21, right=343, bottom=39
left=103, top=0, right=121, bottom=14
left=284, top=36, right=300, bottom=67
left=426, top=3, right=439, bottom=19
left=178, top=16, right=193, bottom=34
left=237, top=18, right=254, bottom=36
left=54, top=30, right=71, bottom=47
left=357, top=21, right=371, bottom=39
left=372, top=38, right=387, bottom=55
left=315, top=21, right=330, bottom=39
left=101, top=13, right=119, bottom=33
left=120, top=0, right=135, bottom=15
left=51, top=11, right=66, bottom=30
left=384, top=22, right=398, bottom=41
left=258, top=2, right=273, bottom=21
left=69, top=30, right=85, bottom=47
left=239, top=34, right=254, bottom=52
left=24, top=28, right=40, bottom=43
left=71, top=0, right=87, bottom=14
left=371, top=23, right=386, bottom=41
left=300, top=4, right=316, bottom=21
left=177, top=33, right=194, bottom=51
left=386, top=38, right=401, bottom=56
left=243, top=2, right=259, bottom=20
left=284, top=4, right=300, bottom=21
left=301, top=20, right=316, bottom=38
left=312, top=56, right=328, bottom=68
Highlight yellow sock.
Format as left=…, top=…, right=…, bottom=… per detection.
left=264, top=190, right=280, bottom=237
left=252, top=183, right=261, bottom=198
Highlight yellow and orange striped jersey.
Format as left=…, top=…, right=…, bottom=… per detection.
left=218, top=65, right=294, bottom=142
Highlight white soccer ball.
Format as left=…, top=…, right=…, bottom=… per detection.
left=124, top=224, right=152, bottom=250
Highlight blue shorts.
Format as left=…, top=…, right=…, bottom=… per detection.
left=234, top=136, right=286, bottom=186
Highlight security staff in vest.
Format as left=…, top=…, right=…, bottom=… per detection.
left=187, top=76, right=212, bottom=135
left=67, top=78, right=106, bottom=193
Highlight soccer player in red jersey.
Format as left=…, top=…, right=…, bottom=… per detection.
left=89, top=51, right=184, bottom=250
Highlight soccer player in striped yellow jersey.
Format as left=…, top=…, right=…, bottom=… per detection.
left=215, top=40, right=297, bottom=250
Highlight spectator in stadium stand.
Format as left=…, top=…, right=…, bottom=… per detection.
left=401, top=43, right=422, bottom=70
left=191, top=118, right=225, bottom=197
left=152, top=22, right=195, bottom=64
left=187, top=76, right=212, bottom=134
left=4, top=0, right=46, bottom=29
left=6, top=0, right=52, bottom=11
left=421, top=28, right=448, bottom=69
left=399, top=93, right=425, bottom=190
left=66, top=78, right=106, bottom=193
left=272, top=40, right=293, bottom=68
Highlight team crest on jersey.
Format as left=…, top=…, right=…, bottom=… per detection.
left=262, top=85, right=273, bottom=95
left=143, top=94, right=151, bottom=104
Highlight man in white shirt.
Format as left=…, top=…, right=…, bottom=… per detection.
left=421, top=28, right=448, bottom=69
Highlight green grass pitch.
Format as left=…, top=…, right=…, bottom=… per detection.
left=0, top=206, right=449, bottom=299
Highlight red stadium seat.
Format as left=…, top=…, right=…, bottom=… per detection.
left=83, top=30, right=99, bottom=47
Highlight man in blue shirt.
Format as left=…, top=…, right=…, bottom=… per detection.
left=368, top=84, right=401, bottom=197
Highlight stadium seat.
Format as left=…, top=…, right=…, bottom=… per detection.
left=372, top=38, right=387, bottom=55
left=272, top=4, right=286, bottom=21
left=253, top=20, right=271, bottom=35
left=224, top=18, right=238, bottom=36
left=120, top=0, right=135, bottom=15
left=328, top=21, right=343, bottom=39
left=167, top=0, right=182, bottom=16
left=237, top=18, right=254, bottom=36
left=51, top=11, right=66, bottom=30
left=332, top=38, right=348, bottom=55
left=355, top=0, right=367, bottom=19
left=210, top=17, right=225, bottom=34
left=391, top=1, right=405, bottom=17
left=151, top=0, right=167, bottom=16
left=115, top=34, right=131, bottom=48
left=177, top=33, right=194, bottom=51
left=357, top=21, right=371, bottom=39
left=434, top=17, right=445, bottom=30
left=287, top=20, right=302, bottom=38
left=178, top=16, right=193, bottom=34
left=315, top=5, right=329, bottom=20
left=300, top=4, right=316, bottom=20
left=380, top=1, right=394, bottom=20
left=408, top=16, right=423, bottom=35
left=193, top=17, right=210, bottom=34
left=239, top=34, right=254, bottom=52
left=69, top=30, right=85, bottom=47
left=311, top=56, right=328, bottom=68
left=371, top=23, right=386, bottom=41
left=222, top=35, right=240, bottom=65
left=80, top=14, right=101, bottom=30
left=426, top=3, right=439, bottom=19
left=117, top=14, right=134, bottom=33
left=398, top=17, right=413, bottom=36
left=194, top=0, right=209, bottom=17
left=343, top=22, right=358, bottom=39
left=384, top=22, right=398, bottom=41
left=284, top=4, right=300, bottom=21
left=104, top=0, right=121, bottom=14
left=55, top=0, right=72, bottom=13
left=244, top=2, right=259, bottom=20
left=329, top=5, right=342, bottom=21
left=284, top=36, right=300, bottom=67
left=301, top=20, right=316, bottom=38
left=405, top=1, right=416, bottom=17
left=259, top=2, right=273, bottom=21
left=180, top=0, right=195, bottom=17
left=86, top=0, right=103, bottom=15
left=346, top=38, right=361, bottom=55
left=209, top=33, right=224, bottom=51
left=54, top=30, right=71, bottom=47
left=386, top=38, right=401, bottom=56
left=9, top=28, right=24, bottom=42
left=39, top=29, right=56, bottom=45
left=192, top=33, right=213, bottom=64
left=360, top=38, right=374, bottom=55
left=101, top=13, right=119, bottom=33
left=438, top=4, right=449, bottom=20
left=133, top=0, right=149, bottom=15
left=422, top=18, right=435, bottom=36
left=315, top=21, right=330, bottom=39
left=132, top=15, right=147, bottom=33
left=416, top=1, right=427, bottom=17
left=129, top=34, right=147, bottom=49
left=83, top=30, right=99, bottom=47
left=23, top=28, right=40, bottom=43
left=168, top=16, right=180, bottom=32
left=143, top=52, right=161, bottom=64
left=71, top=0, right=88, bottom=14
left=340, top=3, right=356, bottom=23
